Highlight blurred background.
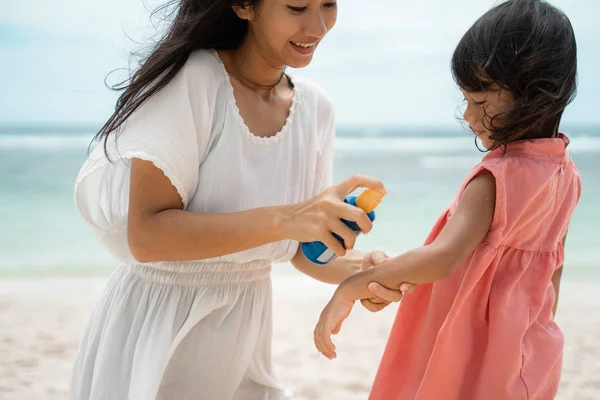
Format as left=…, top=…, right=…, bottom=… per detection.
left=1, top=0, right=598, bottom=277
left=1, top=1, right=598, bottom=399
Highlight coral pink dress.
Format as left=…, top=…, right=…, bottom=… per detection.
left=370, top=134, right=581, bottom=400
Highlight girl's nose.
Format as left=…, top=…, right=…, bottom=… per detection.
left=463, top=103, right=477, bottom=126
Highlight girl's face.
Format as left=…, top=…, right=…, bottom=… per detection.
left=235, top=0, right=338, bottom=68
left=461, top=87, right=515, bottom=150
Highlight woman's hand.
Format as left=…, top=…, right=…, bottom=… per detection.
left=283, top=175, right=387, bottom=257
left=360, top=250, right=416, bottom=312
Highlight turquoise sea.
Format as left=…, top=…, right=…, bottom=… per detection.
left=1, top=125, right=598, bottom=280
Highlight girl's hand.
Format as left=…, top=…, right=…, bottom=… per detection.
left=284, top=175, right=387, bottom=257
left=361, top=250, right=416, bottom=312
left=314, top=289, right=355, bottom=360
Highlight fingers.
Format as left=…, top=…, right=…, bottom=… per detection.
left=366, top=296, right=387, bottom=304
left=370, top=251, right=389, bottom=266
left=400, top=283, right=417, bottom=294
left=336, top=202, right=373, bottom=234
left=314, top=322, right=337, bottom=360
left=314, top=296, right=354, bottom=360
left=328, top=219, right=358, bottom=250
left=336, top=174, right=388, bottom=197
left=321, top=233, right=347, bottom=257
left=361, top=254, right=373, bottom=270
left=367, top=282, right=403, bottom=303
left=331, top=319, right=344, bottom=335
left=362, top=250, right=389, bottom=270
left=360, top=298, right=389, bottom=312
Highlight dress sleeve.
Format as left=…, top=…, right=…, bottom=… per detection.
left=74, top=53, right=216, bottom=262
left=312, top=93, right=336, bottom=196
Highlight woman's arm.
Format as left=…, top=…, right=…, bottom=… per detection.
left=127, top=159, right=387, bottom=262
left=291, top=248, right=365, bottom=285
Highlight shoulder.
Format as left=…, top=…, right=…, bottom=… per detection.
left=451, top=162, right=499, bottom=221
left=455, top=168, right=497, bottom=235
left=173, top=49, right=226, bottom=94
left=291, top=75, right=335, bottom=122
left=465, top=169, right=496, bottom=198
left=460, top=157, right=502, bottom=193
left=138, top=49, right=228, bottom=120
left=186, top=49, right=224, bottom=76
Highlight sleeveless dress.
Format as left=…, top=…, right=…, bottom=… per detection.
left=370, top=134, right=581, bottom=400
left=71, top=49, right=336, bottom=400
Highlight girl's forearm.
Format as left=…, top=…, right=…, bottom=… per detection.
left=336, top=170, right=497, bottom=301
left=338, top=244, right=458, bottom=301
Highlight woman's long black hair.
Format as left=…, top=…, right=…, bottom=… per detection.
left=92, top=0, right=262, bottom=154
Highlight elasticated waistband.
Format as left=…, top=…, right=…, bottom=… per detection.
left=125, top=259, right=272, bottom=285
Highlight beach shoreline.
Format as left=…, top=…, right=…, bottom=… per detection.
left=0, top=275, right=598, bottom=400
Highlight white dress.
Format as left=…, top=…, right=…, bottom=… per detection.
left=71, top=49, right=335, bottom=400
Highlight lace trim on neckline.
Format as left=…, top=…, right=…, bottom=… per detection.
left=211, top=49, right=301, bottom=145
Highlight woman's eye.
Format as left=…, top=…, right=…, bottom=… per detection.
left=287, top=5, right=307, bottom=13
left=288, top=3, right=336, bottom=13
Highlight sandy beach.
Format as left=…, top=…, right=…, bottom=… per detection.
left=0, top=275, right=598, bottom=400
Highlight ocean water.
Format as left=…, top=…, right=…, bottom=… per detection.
left=1, top=125, right=599, bottom=280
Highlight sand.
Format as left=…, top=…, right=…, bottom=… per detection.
left=0, top=275, right=598, bottom=399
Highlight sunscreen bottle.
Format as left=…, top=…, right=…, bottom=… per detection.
left=300, top=188, right=384, bottom=264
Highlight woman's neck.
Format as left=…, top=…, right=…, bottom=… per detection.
left=224, top=37, right=287, bottom=95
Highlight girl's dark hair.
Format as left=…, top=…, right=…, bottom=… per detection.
left=92, top=0, right=261, bottom=154
left=451, top=0, right=577, bottom=148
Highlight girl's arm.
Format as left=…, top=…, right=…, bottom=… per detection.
left=293, top=249, right=414, bottom=313
left=127, top=159, right=386, bottom=262
left=551, top=266, right=563, bottom=318
left=313, top=170, right=497, bottom=359
left=551, top=232, right=568, bottom=318
left=336, top=170, right=496, bottom=301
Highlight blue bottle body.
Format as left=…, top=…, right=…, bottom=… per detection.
left=301, top=195, right=376, bottom=265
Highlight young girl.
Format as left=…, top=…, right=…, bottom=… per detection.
left=314, top=1, right=581, bottom=399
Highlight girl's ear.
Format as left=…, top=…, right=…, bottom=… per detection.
left=232, top=2, right=256, bottom=22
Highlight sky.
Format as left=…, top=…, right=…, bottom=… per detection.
left=1, top=0, right=598, bottom=128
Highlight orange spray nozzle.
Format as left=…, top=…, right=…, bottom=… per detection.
left=355, top=189, right=385, bottom=213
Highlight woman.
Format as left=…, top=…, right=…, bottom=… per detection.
left=72, top=0, right=404, bottom=399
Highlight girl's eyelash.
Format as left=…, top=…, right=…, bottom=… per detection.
left=463, top=97, right=485, bottom=106
left=325, top=2, right=338, bottom=8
